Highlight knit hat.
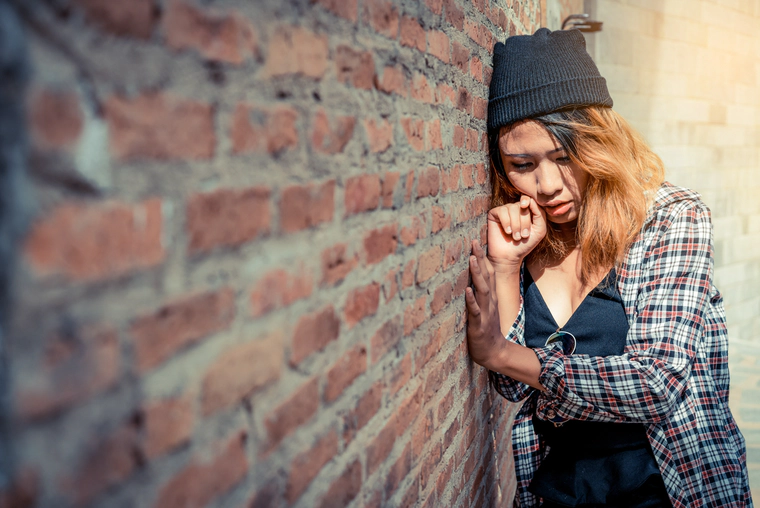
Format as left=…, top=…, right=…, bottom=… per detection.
left=487, top=28, right=612, bottom=130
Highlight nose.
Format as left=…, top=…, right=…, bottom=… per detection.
left=534, top=160, right=564, bottom=197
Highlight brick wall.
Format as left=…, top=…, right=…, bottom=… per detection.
left=4, top=0, right=548, bottom=506
left=587, top=0, right=760, bottom=343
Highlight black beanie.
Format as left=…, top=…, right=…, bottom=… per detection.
left=487, top=28, right=613, bottom=131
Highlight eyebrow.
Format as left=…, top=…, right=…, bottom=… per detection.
left=503, top=147, right=565, bottom=157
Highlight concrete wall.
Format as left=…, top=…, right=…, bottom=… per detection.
left=587, top=0, right=760, bottom=343
left=0, top=0, right=549, bottom=506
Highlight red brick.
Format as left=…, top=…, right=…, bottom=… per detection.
left=187, top=186, right=271, bottom=254
left=17, top=325, right=120, bottom=421
left=318, top=460, right=362, bottom=508
left=250, top=265, right=312, bottom=317
left=382, top=171, right=401, bottom=208
left=264, top=378, right=319, bottom=452
left=457, top=87, right=472, bottom=113
left=443, top=415, right=460, bottom=451
left=396, top=386, right=423, bottom=432
left=343, top=382, right=382, bottom=443
left=462, top=163, right=475, bottom=188
left=404, top=172, right=414, bottom=202
left=362, top=0, right=399, bottom=38
left=384, top=267, right=399, bottom=301
left=467, top=128, right=479, bottom=151
left=416, top=320, right=445, bottom=374
left=325, top=346, right=367, bottom=402
left=385, top=443, right=413, bottom=494
left=431, top=281, right=453, bottom=315
left=367, top=419, right=395, bottom=476
left=411, top=73, right=434, bottom=103
left=141, top=395, right=195, bottom=460
left=475, top=162, right=488, bottom=184
left=321, top=243, right=358, bottom=286
left=418, top=433, right=441, bottom=489
left=280, top=180, right=335, bottom=232
left=444, top=0, right=464, bottom=29
left=402, top=259, right=416, bottom=289
left=400, top=16, right=426, bottom=51
left=377, top=65, right=407, bottom=96
left=364, top=118, right=394, bottom=153
left=153, top=431, right=248, bottom=508
left=388, top=353, right=412, bottom=396
left=363, top=223, right=398, bottom=264
left=437, top=82, right=457, bottom=106
left=311, top=109, right=356, bottom=154
left=371, top=317, right=402, bottom=364
left=427, top=30, right=450, bottom=63
left=432, top=206, right=450, bottom=233
left=312, top=0, right=358, bottom=21
left=230, top=103, right=264, bottom=153
left=417, top=166, right=440, bottom=198
left=436, top=456, right=456, bottom=498
left=164, top=0, right=257, bottom=64
left=453, top=125, right=466, bottom=147
left=201, top=334, right=283, bottom=414
left=473, top=96, right=487, bottom=120
left=417, top=245, right=442, bottom=283
left=290, top=306, right=341, bottom=365
left=28, top=88, right=83, bottom=150
left=25, top=199, right=164, bottom=281
left=64, top=423, right=139, bottom=504
left=471, top=55, right=483, bottom=82
left=442, top=165, right=461, bottom=194
left=264, top=26, right=328, bottom=78
left=345, top=174, right=381, bottom=215
left=465, top=18, right=480, bottom=45
left=484, top=64, right=493, bottom=87
left=400, top=117, right=425, bottom=151
left=427, top=119, right=443, bottom=150
left=446, top=241, right=465, bottom=271
left=452, top=41, right=469, bottom=73
left=336, top=46, right=376, bottom=90
left=75, top=0, right=154, bottom=38
left=426, top=0, right=443, bottom=14
left=437, top=388, right=455, bottom=425
left=286, top=432, right=338, bottom=503
left=404, top=296, right=427, bottom=335
left=344, top=282, right=381, bottom=327
left=104, top=92, right=215, bottom=160
left=399, top=215, right=420, bottom=247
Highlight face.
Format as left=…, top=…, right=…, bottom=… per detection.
left=499, top=120, right=589, bottom=226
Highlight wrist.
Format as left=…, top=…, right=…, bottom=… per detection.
left=488, top=256, right=523, bottom=274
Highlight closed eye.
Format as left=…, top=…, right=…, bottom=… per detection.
left=556, top=156, right=571, bottom=164
left=510, top=162, right=533, bottom=171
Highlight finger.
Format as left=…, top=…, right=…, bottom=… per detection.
left=488, top=206, right=512, bottom=237
left=528, top=198, right=547, bottom=231
left=469, top=255, right=491, bottom=313
left=519, top=196, right=532, bottom=239
left=507, top=204, right=523, bottom=241
left=465, top=287, right=482, bottom=321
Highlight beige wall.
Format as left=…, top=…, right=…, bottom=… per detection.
left=587, top=0, right=760, bottom=343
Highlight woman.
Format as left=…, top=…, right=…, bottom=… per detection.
left=464, top=28, right=752, bottom=507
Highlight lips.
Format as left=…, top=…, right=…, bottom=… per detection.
left=544, top=201, right=573, bottom=216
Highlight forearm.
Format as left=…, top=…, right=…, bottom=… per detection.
left=493, top=263, right=522, bottom=335
left=485, top=340, right=544, bottom=391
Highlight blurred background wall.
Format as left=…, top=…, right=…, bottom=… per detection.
left=2, top=0, right=536, bottom=506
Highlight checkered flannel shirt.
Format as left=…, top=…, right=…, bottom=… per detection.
left=490, top=183, right=753, bottom=507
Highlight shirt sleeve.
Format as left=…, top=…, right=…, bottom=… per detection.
left=489, top=268, right=537, bottom=403
left=532, top=200, right=714, bottom=425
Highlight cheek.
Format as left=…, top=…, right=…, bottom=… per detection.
left=506, top=172, right=535, bottom=197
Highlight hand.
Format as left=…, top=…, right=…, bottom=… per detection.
left=487, top=196, right=547, bottom=270
left=465, top=239, right=506, bottom=369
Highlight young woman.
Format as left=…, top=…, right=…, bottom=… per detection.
left=464, top=28, right=753, bottom=507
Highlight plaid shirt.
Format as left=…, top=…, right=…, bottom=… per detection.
left=490, top=183, right=753, bottom=508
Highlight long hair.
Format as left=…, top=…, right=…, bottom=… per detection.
left=488, top=107, right=665, bottom=285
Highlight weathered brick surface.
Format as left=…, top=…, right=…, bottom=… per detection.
left=10, top=0, right=532, bottom=506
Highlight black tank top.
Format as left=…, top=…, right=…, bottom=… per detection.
left=522, top=266, right=664, bottom=506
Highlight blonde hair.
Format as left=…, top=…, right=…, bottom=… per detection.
left=488, top=107, right=665, bottom=285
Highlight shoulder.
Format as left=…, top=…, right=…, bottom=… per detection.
left=645, top=182, right=712, bottom=227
